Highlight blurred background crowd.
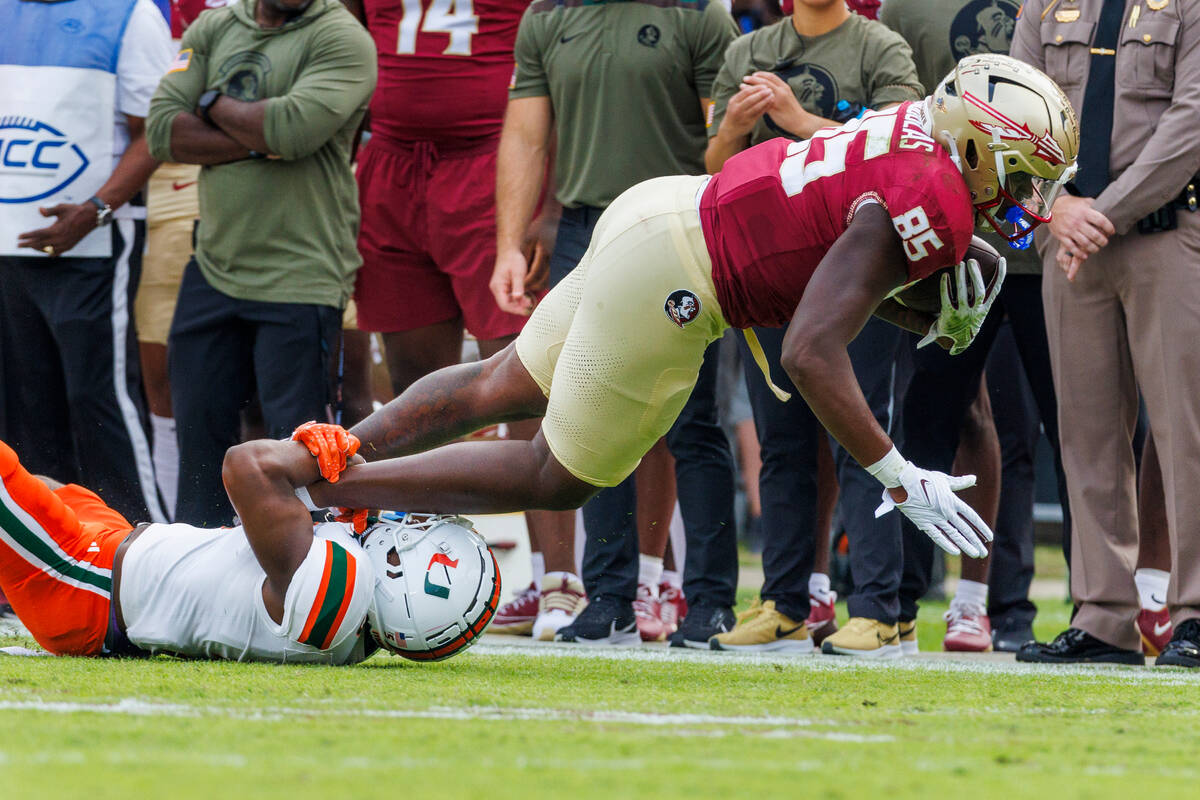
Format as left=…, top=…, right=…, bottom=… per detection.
left=2, top=0, right=1197, bottom=664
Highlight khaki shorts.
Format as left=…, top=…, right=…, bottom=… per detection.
left=342, top=298, right=359, bottom=331
left=516, top=175, right=727, bottom=488
left=138, top=165, right=199, bottom=345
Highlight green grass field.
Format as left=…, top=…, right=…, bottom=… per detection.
left=3, top=582, right=1198, bottom=800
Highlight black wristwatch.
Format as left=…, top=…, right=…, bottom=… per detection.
left=87, top=195, right=113, bottom=227
left=196, top=89, right=221, bottom=125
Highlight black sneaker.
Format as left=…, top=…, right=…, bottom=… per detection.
left=668, top=602, right=735, bottom=649
left=1016, top=627, right=1145, bottom=665
left=554, top=594, right=639, bottom=645
left=991, top=618, right=1036, bottom=653
left=1156, top=619, right=1200, bottom=668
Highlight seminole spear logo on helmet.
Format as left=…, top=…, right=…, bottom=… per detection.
left=962, top=91, right=1066, bottom=167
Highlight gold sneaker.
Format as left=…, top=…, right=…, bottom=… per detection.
left=532, top=573, right=588, bottom=642
left=898, top=619, right=919, bottom=656
left=709, top=600, right=813, bottom=653
left=820, top=617, right=903, bottom=659
left=736, top=597, right=764, bottom=624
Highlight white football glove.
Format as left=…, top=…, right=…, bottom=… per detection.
left=917, top=256, right=1006, bottom=355
left=874, top=461, right=993, bottom=558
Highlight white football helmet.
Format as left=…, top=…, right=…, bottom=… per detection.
left=931, top=54, right=1079, bottom=242
left=360, top=513, right=501, bottom=662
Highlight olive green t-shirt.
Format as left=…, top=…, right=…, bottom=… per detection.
left=880, top=0, right=1039, bottom=272
left=708, top=13, right=922, bottom=148
left=145, top=0, right=376, bottom=307
left=510, top=0, right=737, bottom=209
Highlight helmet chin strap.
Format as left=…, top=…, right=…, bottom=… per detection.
left=939, top=130, right=964, bottom=174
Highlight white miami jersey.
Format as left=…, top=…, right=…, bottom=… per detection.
left=118, top=521, right=374, bottom=664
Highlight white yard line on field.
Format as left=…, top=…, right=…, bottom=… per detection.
left=468, top=640, right=1200, bottom=685
left=0, top=698, right=892, bottom=742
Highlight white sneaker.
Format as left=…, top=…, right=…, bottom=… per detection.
left=532, top=572, right=587, bottom=641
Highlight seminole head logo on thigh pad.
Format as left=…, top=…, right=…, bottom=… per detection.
left=665, top=290, right=701, bottom=328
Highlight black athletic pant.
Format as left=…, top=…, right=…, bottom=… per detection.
left=985, top=321, right=1039, bottom=627
left=898, top=274, right=1070, bottom=622
left=737, top=326, right=820, bottom=622
left=834, top=318, right=907, bottom=624
left=551, top=206, right=738, bottom=607
left=169, top=258, right=341, bottom=527
left=0, top=220, right=162, bottom=523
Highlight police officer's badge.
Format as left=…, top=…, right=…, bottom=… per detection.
left=665, top=290, right=701, bottom=328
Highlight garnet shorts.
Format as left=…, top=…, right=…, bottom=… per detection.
left=354, top=136, right=528, bottom=341
left=0, top=440, right=134, bottom=655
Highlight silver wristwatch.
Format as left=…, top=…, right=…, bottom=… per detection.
left=87, top=196, right=113, bottom=226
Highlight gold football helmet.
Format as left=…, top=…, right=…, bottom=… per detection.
left=931, top=54, right=1079, bottom=242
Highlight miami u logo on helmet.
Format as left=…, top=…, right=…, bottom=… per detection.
left=423, top=552, right=459, bottom=599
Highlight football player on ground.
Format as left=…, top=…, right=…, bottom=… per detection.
left=0, top=437, right=498, bottom=662
left=281, top=57, right=1078, bottom=615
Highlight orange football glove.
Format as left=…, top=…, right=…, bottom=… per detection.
left=290, top=421, right=361, bottom=483
left=335, top=507, right=369, bottom=534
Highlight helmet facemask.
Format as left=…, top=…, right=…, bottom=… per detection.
left=976, top=155, right=1077, bottom=242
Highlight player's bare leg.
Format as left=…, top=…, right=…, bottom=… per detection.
left=1137, top=431, right=1171, bottom=574
left=808, top=434, right=838, bottom=643
left=813, top=434, right=837, bottom=578
left=955, top=380, right=1001, bottom=584
left=310, top=429, right=596, bottom=514
left=637, top=439, right=676, bottom=561
left=300, top=342, right=598, bottom=513
left=476, top=336, right=577, bottom=576
left=351, top=342, right=548, bottom=461
left=630, top=439, right=676, bottom=640
left=1135, top=431, right=1172, bottom=653
left=380, top=320, right=465, bottom=397
left=943, top=379, right=1001, bottom=651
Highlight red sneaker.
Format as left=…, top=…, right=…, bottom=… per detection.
left=1138, top=607, right=1173, bottom=656
left=659, top=582, right=687, bottom=632
left=634, top=583, right=667, bottom=642
left=943, top=604, right=993, bottom=652
left=805, top=592, right=839, bottom=646
left=491, top=582, right=539, bottom=635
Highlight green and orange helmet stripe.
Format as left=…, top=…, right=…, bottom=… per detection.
left=298, top=540, right=359, bottom=651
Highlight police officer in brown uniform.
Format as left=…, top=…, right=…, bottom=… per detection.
left=1012, top=0, right=1200, bottom=666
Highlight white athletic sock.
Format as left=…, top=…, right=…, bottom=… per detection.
left=530, top=551, right=545, bottom=590
left=1135, top=568, right=1169, bottom=611
left=150, top=414, right=178, bottom=521
left=661, top=568, right=682, bottom=589
left=638, top=554, right=664, bottom=589
left=809, top=572, right=833, bottom=604
left=952, top=579, right=988, bottom=612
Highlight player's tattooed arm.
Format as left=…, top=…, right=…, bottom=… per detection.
left=781, top=204, right=911, bottom=471
left=350, top=345, right=549, bottom=462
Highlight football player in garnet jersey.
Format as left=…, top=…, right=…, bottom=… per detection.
left=262, top=55, right=1078, bottom=565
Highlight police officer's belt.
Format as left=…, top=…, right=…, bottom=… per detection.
left=1137, top=178, right=1199, bottom=235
